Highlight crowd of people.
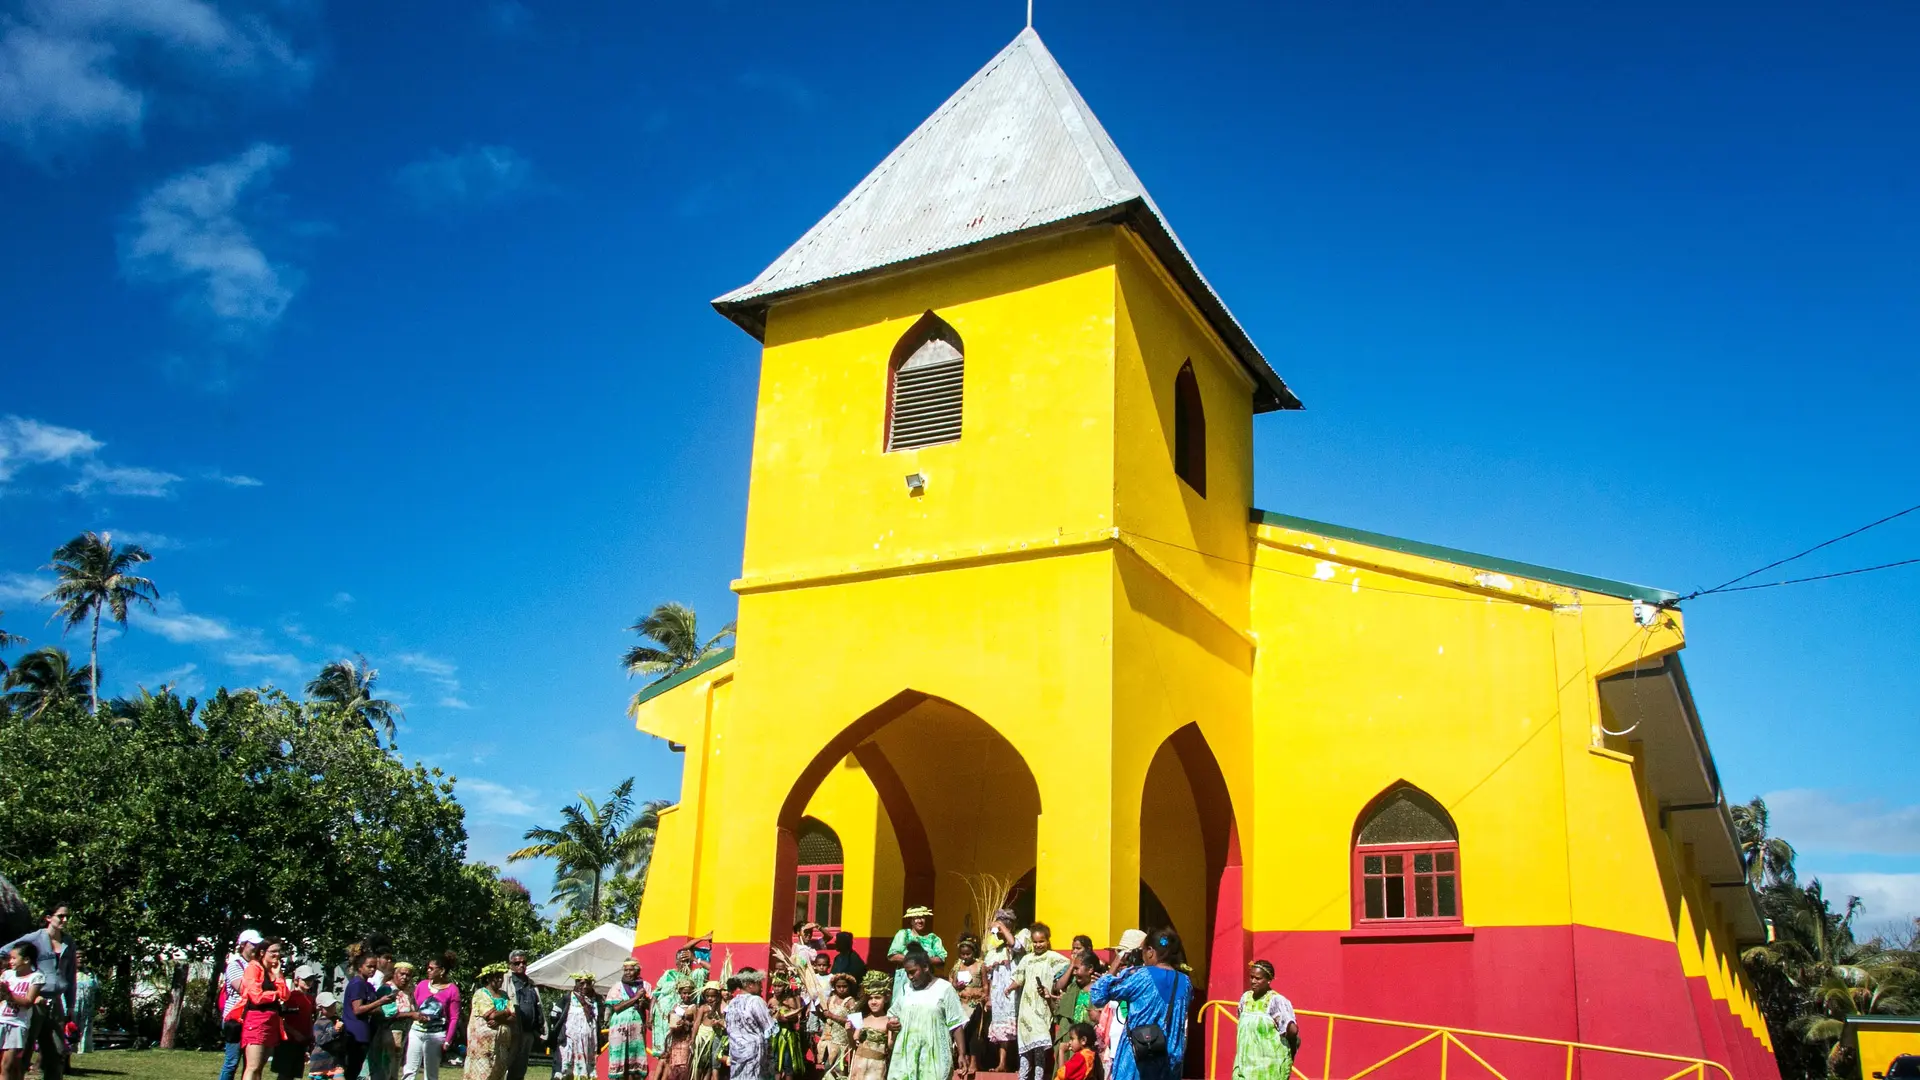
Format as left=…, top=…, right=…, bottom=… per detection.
left=568, top=909, right=1301, bottom=1080
left=0, top=899, right=1303, bottom=1080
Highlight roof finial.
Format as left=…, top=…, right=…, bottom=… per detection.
left=1026, top=0, right=1033, bottom=29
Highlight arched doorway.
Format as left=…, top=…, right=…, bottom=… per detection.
left=775, top=691, right=1044, bottom=966
left=1137, top=722, right=1238, bottom=997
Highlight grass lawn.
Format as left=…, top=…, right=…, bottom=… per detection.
left=68, top=1050, right=554, bottom=1080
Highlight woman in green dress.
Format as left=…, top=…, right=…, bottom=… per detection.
left=884, top=947, right=968, bottom=1080
left=1232, top=961, right=1297, bottom=1080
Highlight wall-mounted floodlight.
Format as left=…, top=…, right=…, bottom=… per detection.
left=905, top=472, right=928, bottom=495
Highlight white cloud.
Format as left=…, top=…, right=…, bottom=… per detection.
left=1765, top=789, right=1920, bottom=857
left=98, top=528, right=180, bottom=550
left=326, top=591, right=354, bottom=610
left=457, top=777, right=538, bottom=819
left=0, top=0, right=309, bottom=158
left=224, top=650, right=304, bottom=677
left=0, top=572, right=53, bottom=607
left=395, top=145, right=532, bottom=210
left=280, top=622, right=314, bottom=646
left=206, top=469, right=262, bottom=487
left=393, top=650, right=471, bottom=708
left=69, top=461, right=182, bottom=497
left=124, top=143, right=295, bottom=339
left=140, top=596, right=231, bottom=643
left=1804, top=872, right=1920, bottom=927
left=140, top=660, right=206, bottom=698
left=0, top=415, right=100, bottom=481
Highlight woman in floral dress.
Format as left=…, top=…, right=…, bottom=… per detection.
left=464, top=965, right=514, bottom=1080
left=606, top=960, right=651, bottom=1080
left=981, top=912, right=1026, bottom=1073
left=554, top=973, right=603, bottom=1080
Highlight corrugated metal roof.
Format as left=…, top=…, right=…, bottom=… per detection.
left=713, top=28, right=1301, bottom=412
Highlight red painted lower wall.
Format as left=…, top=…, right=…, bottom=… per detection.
left=1196, top=925, right=1779, bottom=1080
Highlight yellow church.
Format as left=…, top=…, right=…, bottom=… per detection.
left=630, top=28, right=1777, bottom=1080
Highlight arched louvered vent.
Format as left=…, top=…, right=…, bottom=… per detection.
left=887, top=311, right=964, bottom=451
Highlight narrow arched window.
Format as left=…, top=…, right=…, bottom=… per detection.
left=795, top=817, right=845, bottom=930
left=1353, top=785, right=1461, bottom=926
left=886, top=311, right=964, bottom=451
left=1173, top=360, right=1206, bottom=496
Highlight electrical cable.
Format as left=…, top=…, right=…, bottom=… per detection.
left=1679, top=500, right=1920, bottom=601
left=1691, top=556, right=1920, bottom=595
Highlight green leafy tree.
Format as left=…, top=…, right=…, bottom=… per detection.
left=0, top=685, right=516, bottom=1047
left=1, top=646, right=93, bottom=719
left=307, top=654, right=403, bottom=746
left=508, top=778, right=673, bottom=922
left=623, top=602, right=734, bottom=683
left=42, top=531, right=158, bottom=715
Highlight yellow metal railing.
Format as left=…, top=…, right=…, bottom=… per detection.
left=1200, top=1000, right=1735, bottom=1080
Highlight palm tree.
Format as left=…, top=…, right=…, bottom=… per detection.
left=1, top=647, right=93, bottom=719
left=507, top=778, right=673, bottom=922
left=42, top=531, right=158, bottom=716
left=0, top=614, right=21, bottom=679
left=306, top=655, right=403, bottom=746
left=1732, top=796, right=1797, bottom=888
left=623, top=602, right=735, bottom=685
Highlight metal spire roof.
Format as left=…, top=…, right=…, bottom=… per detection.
left=712, top=28, right=1301, bottom=412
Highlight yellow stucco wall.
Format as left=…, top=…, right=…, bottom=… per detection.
left=1854, top=1024, right=1920, bottom=1074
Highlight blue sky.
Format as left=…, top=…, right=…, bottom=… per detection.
left=1, top=0, right=1916, bottom=927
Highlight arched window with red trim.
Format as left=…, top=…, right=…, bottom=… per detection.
left=794, top=817, right=845, bottom=931
left=1352, top=784, right=1462, bottom=927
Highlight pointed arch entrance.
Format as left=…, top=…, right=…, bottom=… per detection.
left=775, top=690, right=1043, bottom=964
left=1138, top=722, right=1240, bottom=997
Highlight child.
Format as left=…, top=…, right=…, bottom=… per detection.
left=690, top=983, right=726, bottom=1080
left=817, top=973, right=858, bottom=1080
left=310, top=994, right=347, bottom=1080
left=768, top=984, right=805, bottom=1080
left=1054, top=1024, right=1098, bottom=1080
left=845, top=974, right=892, bottom=1080
left=1231, top=961, right=1297, bottom=1080
left=0, top=943, right=43, bottom=1080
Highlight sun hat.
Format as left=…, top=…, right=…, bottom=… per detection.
left=568, top=970, right=598, bottom=983
left=702, top=980, right=723, bottom=993
left=902, top=905, right=933, bottom=920
left=1112, top=929, right=1147, bottom=954
left=237, top=929, right=264, bottom=946
left=479, top=962, right=510, bottom=978
left=860, top=971, right=891, bottom=996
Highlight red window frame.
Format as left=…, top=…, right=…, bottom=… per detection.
left=795, top=863, right=844, bottom=932
left=1353, top=842, right=1462, bottom=927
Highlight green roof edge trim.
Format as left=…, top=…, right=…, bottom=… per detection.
left=630, top=647, right=736, bottom=710
left=1251, top=510, right=1679, bottom=605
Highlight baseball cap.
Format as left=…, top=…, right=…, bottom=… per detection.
left=237, top=929, right=264, bottom=946
left=1112, top=929, right=1147, bottom=954
left=316, top=992, right=338, bottom=1009
left=294, top=964, right=319, bottom=981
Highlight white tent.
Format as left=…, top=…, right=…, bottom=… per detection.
left=525, top=922, right=637, bottom=994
